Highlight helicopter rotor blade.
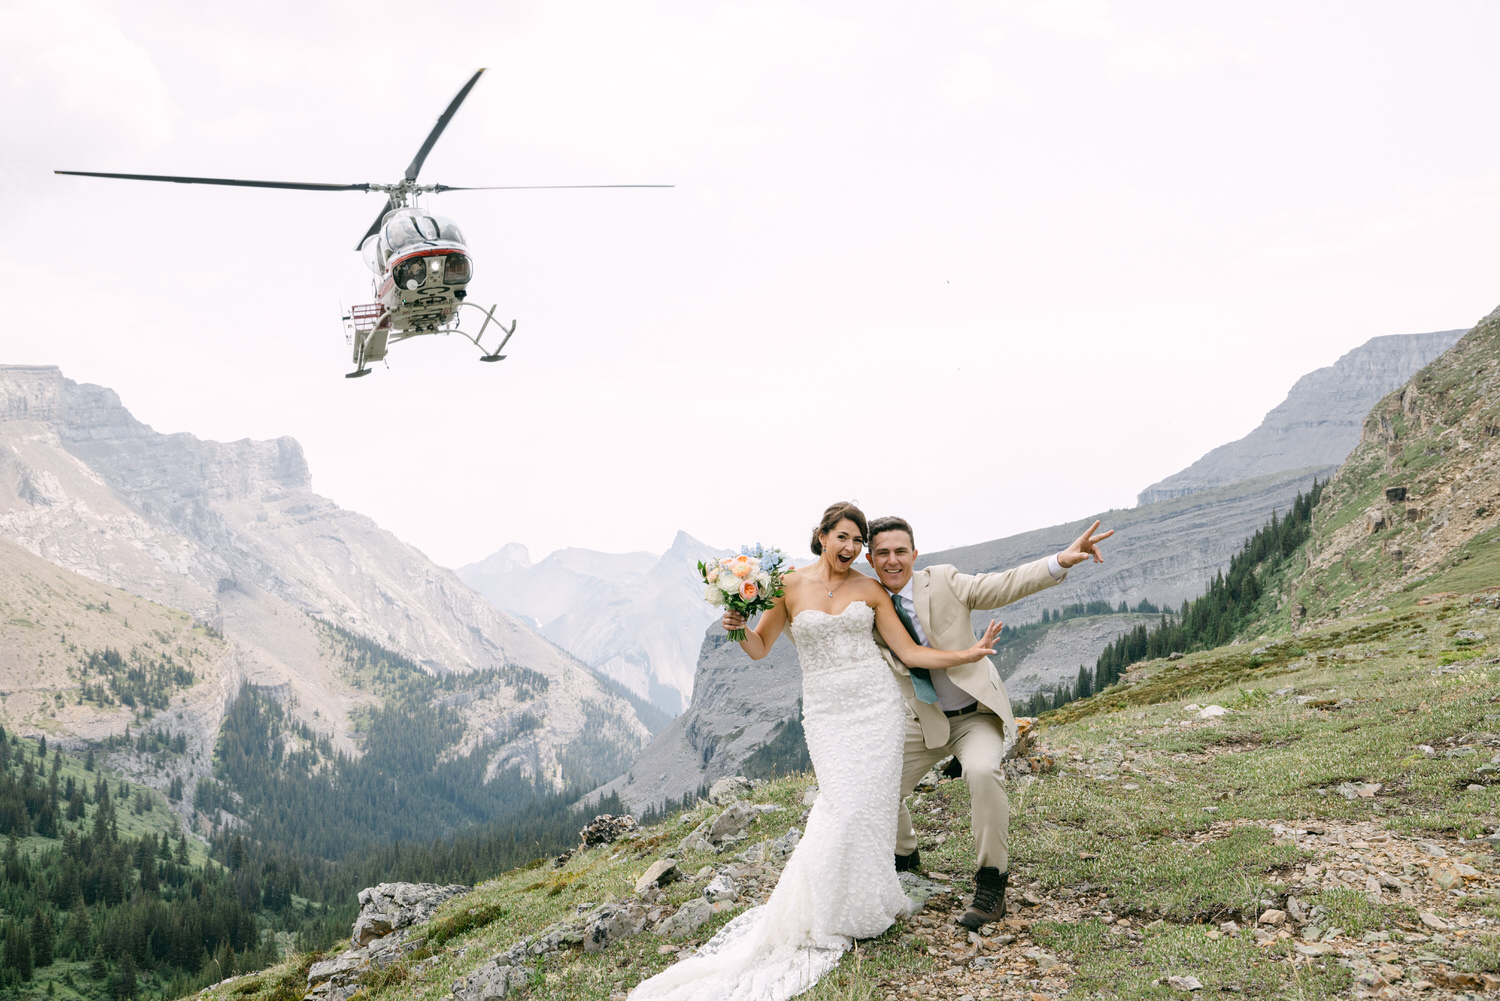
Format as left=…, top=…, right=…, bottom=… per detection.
left=405, top=68, right=486, bottom=183
left=54, top=170, right=373, bottom=191
left=431, top=184, right=675, bottom=191
left=356, top=194, right=399, bottom=251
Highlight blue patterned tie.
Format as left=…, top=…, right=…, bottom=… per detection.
left=891, top=593, right=939, bottom=704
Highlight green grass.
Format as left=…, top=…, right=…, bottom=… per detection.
left=191, top=594, right=1500, bottom=1001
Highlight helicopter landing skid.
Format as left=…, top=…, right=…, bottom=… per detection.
left=458, top=303, right=516, bottom=363
left=344, top=369, right=372, bottom=378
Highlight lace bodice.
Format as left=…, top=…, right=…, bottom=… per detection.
left=788, top=601, right=882, bottom=673
left=630, top=600, right=913, bottom=1001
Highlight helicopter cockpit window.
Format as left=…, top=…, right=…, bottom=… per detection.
left=383, top=215, right=425, bottom=252
left=434, top=217, right=465, bottom=245
left=360, top=234, right=384, bottom=273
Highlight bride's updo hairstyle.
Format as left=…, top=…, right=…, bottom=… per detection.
left=810, top=501, right=869, bottom=555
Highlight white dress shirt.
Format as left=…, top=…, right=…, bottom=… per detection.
left=888, top=555, right=1067, bottom=713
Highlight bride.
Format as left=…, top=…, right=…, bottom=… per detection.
left=629, top=501, right=1002, bottom=1001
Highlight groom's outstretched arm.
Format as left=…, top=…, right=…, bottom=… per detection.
left=952, top=520, right=1114, bottom=611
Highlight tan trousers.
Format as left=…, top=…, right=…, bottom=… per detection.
left=895, top=708, right=1009, bottom=873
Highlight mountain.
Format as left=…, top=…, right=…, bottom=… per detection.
left=1136, top=329, right=1464, bottom=505
left=459, top=532, right=731, bottom=714
left=0, top=365, right=649, bottom=821
left=458, top=544, right=658, bottom=629
left=600, top=328, right=1474, bottom=813
left=589, top=624, right=803, bottom=813
left=1262, top=307, right=1500, bottom=629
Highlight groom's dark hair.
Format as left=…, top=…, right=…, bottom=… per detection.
left=868, top=516, right=915, bottom=548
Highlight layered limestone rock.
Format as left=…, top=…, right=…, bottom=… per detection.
left=590, top=626, right=803, bottom=814
left=0, top=365, right=647, bottom=795
left=1137, top=330, right=1464, bottom=506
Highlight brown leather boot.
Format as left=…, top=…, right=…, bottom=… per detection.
left=894, top=847, right=921, bottom=872
left=957, top=867, right=1007, bottom=929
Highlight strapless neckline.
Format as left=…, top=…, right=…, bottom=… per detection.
left=792, top=600, right=871, bottom=625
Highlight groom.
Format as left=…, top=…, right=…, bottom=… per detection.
left=867, top=516, right=1112, bottom=929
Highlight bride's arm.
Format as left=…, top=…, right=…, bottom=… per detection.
left=867, top=585, right=1001, bottom=670
left=725, top=596, right=788, bottom=661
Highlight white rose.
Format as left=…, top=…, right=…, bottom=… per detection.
left=704, top=584, right=726, bottom=605
left=755, top=571, right=771, bottom=588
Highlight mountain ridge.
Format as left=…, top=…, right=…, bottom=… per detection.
left=1137, top=329, right=1464, bottom=505
left=0, top=364, right=648, bottom=815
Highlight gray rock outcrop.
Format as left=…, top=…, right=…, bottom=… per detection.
left=1136, top=330, right=1464, bottom=505
left=308, top=881, right=473, bottom=1001
left=591, top=626, right=804, bottom=814
left=352, top=881, right=470, bottom=947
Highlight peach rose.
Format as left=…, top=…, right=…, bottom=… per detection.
left=739, top=580, right=758, bottom=601
left=731, top=559, right=755, bottom=578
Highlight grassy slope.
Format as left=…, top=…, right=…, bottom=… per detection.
left=197, top=588, right=1498, bottom=1001
left=0, top=537, right=226, bottom=739
left=1248, top=308, right=1500, bottom=635
left=181, top=316, right=1500, bottom=1000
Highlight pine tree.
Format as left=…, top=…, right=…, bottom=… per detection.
left=4, top=920, right=33, bottom=981
left=112, top=953, right=137, bottom=1000
left=64, top=902, right=91, bottom=960
left=31, top=907, right=54, bottom=968
left=4, top=833, right=21, bottom=884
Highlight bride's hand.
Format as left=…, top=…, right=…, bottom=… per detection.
left=723, top=610, right=747, bottom=632
left=964, top=619, right=1003, bottom=661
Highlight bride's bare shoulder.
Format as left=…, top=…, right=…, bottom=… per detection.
left=850, top=574, right=887, bottom=599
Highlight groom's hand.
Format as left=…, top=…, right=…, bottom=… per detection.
left=1058, top=520, right=1114, bottom=568
left=723, top=610, right=747, bottom=632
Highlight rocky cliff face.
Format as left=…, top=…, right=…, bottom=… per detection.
left=590, top=626, right=803, bottom=814
left=1137, top=330, right=1464, bottom=506
left=460, top=532, right=731, bottom=714
left=1268, top=308, right=1500, bottom=627
left=0, top=365, right=648, bottom=801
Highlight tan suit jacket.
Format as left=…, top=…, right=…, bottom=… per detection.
left=875, top=558, right=1063, bottom=749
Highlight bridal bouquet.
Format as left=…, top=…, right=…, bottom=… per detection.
left=699, top=545, right=789, bottom=641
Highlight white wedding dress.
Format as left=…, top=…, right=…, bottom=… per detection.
left=629, top=601, right=915, bottom=1001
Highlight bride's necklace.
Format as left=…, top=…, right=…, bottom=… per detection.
left=821, top=571, right=851, bottom=599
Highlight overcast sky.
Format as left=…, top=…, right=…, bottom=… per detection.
left=3, top=1, right=1497, bottom=566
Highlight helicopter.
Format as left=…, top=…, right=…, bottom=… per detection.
left=56, top=69, right=671, bottom=378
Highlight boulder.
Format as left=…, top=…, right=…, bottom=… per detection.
left=703, top=873, right=737, bottom=903
left=708, top=776, right=756, bottom=805
left=897, top=872, right=945, bottom=910
left=580, top=814, right=639, bottom=848
left=677, top=818, right=713, bottom=853
left=635, top=859, right=680, bottom=895
left=656, top=898, right=713, bottom=939
left=583, top=902, right=648, bottom=954
left=351, top=882, right=470, bottom=947
left=451, top=960, right=529, bottom=1001
left=708, top=801, right=757, bottom=843
left=307, top=949, right=369, bottom=988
